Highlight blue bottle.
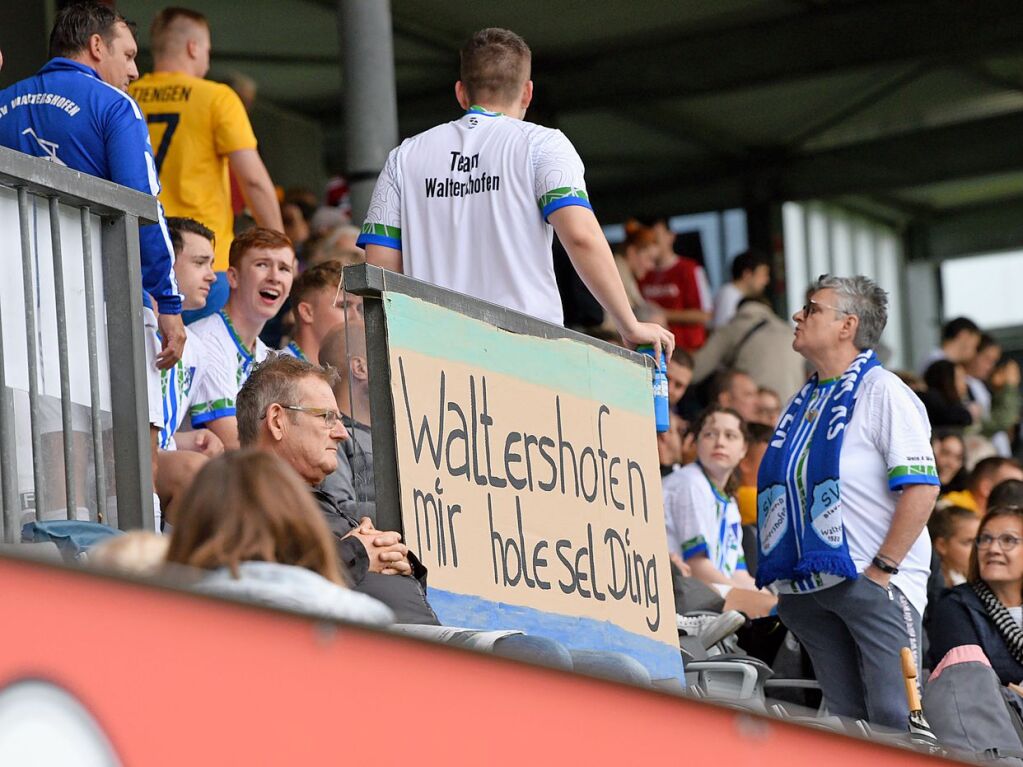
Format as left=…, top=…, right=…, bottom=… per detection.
left=638, top=346, right=670, bottom=433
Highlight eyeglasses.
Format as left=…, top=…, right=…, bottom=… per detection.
left=280, top=405, right=344, bottom=428
left=976, top=533, right=1023, bottom=551
left=801, top=299, right=853, bottom=319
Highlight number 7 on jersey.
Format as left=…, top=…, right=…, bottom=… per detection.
left=147, top=113, right=179, bottom=174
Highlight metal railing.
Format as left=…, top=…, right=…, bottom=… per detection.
left=0, top=146, right=155, bottom=543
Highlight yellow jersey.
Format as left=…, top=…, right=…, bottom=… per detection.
left=130, top=72, right=257, bottom=269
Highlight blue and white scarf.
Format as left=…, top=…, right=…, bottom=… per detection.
left=755, top=349, right=880, bottom=589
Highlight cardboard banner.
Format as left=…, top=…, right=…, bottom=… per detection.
left=384, top=293, right=682, bottom=681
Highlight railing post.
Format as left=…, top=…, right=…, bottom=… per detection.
left=101, top=213, right=154, bottom=531
left=17, top=187, right=46, bottom=518
left=79, top=207, right=108, bottom=524
left=48, top=196, right=78, bottom=519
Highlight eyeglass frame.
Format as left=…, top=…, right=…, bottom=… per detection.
left=975, top=533, right=1023, bottom=552
left=261, top=404, right=344, bottom=428
left=800, top=298, right=854, bottom=319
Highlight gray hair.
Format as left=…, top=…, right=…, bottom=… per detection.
left=809, top=274, right=888, bottom=350
left=236, top=354, right=339, bottom=447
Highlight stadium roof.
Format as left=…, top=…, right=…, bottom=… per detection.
left=120, top=0, right=1023, bottom=223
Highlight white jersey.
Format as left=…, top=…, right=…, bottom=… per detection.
left=187, top=310, right=269, bottom=427
left=158, top=329, right=208, bottom=450
left=774, top=367, right=940, bottom=615
left=357, top=106, right=592, bottom=325
left=279, top=341, right=308, bottom=361
left=663, top=462, right=745, bottom=578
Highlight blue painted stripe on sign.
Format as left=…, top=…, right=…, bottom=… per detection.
left=426, top=589, right=684, bottom=683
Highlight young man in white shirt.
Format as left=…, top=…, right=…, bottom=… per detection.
left=280, top=260, right=362, bottom=365
left=188, top=227, right=295, bottom=450
left=154, top=218, right=220, bottom=523
left=359, top=27, right=672, bottom=361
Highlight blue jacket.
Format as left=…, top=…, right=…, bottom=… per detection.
left=0, top=58, right=181, bottom=314
left=928, top=583, right=1023, bottom=686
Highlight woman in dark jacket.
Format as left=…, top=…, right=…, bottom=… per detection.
left=919, top=360, right=975, bottom=429
left=928, top=505, right=1023, bottom=684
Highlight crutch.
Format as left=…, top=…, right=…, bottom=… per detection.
left=901, top=646, right=939, bottom=747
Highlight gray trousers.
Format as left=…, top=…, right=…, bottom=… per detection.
left=777, top=576, right=922, bottom=730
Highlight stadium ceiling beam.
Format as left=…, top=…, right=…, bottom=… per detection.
left=396, top=0, right=1023, bottom=115
left=586, top=109, right=1023, bottom=222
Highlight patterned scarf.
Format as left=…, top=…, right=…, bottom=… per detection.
left=971, top=579, right=1023, bottom=666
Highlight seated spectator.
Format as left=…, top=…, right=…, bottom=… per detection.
left=88, top=531, right=169, bottom=577
left=920, top=360, right=976, bottom=429
left=188, top=227, right=295, bottom=449
left=990, top=479, right=1023, bottom=510
left=712, top=249, right=771, bottom=329
left=929, top=505, right=1023, bottom=686
left=155, top=218, right=222, bottom=524
left=281, top=202, right=311, bottom=259
left=662, top=406, right=776, bottom=617
left=710, top=369, right=760, bottom=425
left=309, top=206, right=350, bottom=238
left=236, top=354, right=651, bottom=683
left=166, top=449, right=394, bottom=625
left=280, top=260, right=361, bottom=365
left=638, top=221, right=712, bottom=352
left=929, top=506, right=981, bottom=588
left=657, top=413, right=686, bottom=478
left=919, top=316, right=981, bottom=374
left=942, top=456, right=1023, bottom=516
left=735, top=422, right=772, bottom=577
left=756, top=386, right=783, bottom=428
left=667, top=348, right=694, bottom=413
left=317, top=320, right=375, bottom=521
left=932, top=429, right=968, bottom=493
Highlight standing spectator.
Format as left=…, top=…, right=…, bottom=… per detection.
left=188, top=228, right=294, bottom=450
left=359, top=28, right=672, bottom=360
left=712, top=249, right=771, bottom=329
left=918, top=316, right=981, bottom=374
left=757, top=387, right=783, bottom=428
left=639, top=229, right=712, bottom=353
left=693, top=296, right=806, bottom=403
left=0, top=2, right=186, bottom=511
left=130, top=7, right=282, bottom=272
left=667, top=349, right=694, bottom=412
left=919, top=360, right=976, bottom=429
left=756, top=275, right=940, bottom=729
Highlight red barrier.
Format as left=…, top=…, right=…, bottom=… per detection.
left=0, top=554, right=963, bottom=765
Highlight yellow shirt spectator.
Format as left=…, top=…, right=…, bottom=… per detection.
left=130, top=72, right=257, bottom=269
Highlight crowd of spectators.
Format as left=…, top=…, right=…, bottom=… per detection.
left=5, top=2, right=1023, bottom=744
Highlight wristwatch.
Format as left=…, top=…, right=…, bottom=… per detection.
left=871, top=555, right=899, bottom=575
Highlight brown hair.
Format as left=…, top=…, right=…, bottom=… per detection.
left=49, top=2, right=134, bottom=59
left=166, top=450, right=345, bottom=584
left=459, top=28, right=531, bottom=105
left=970, top=456, right=1023, bottom=493
left=228, top=227, right=294, bottom=269
left=623, top=219, right=657, bottom=250
left=691, top=405, right=750, bottom=497
left=167, top=216, right=215, bottom=256
left=150, top=7, right=208, bottom=58
left=236, top=354, right=339, bottom=448
left=290, top=259, right=343, bottom=310
left=967, top=505, right=1023, bottom=593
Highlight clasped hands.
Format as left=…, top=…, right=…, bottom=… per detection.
left=344, top=517, right=412, bottom=576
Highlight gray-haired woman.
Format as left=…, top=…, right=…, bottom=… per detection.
left=755, top=275, right=940, bottom=729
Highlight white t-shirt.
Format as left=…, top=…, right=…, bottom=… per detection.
left=187, top=310, right=269, bottom=427
left=774, top=367, right=940, bottom=615
left=158, top=329, right=208, bottom=450
left=712, top=282, right=744, bottom=328
left=357, top=106, right=592, bottom=325
left=663, top=462, right=745, bottom=578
